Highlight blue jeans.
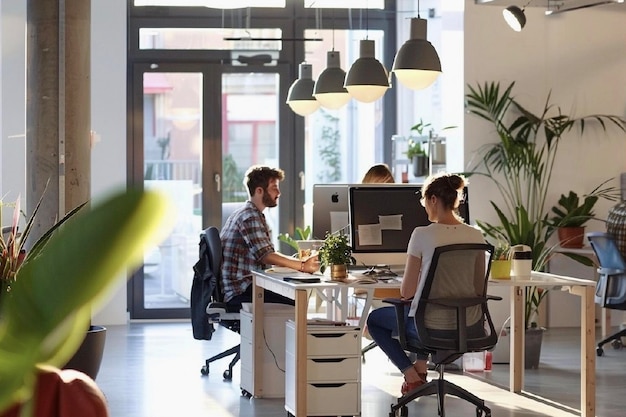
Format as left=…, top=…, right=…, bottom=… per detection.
left=367, top=306, right=419, bottom=372
left=366, top=305, right=485, bottom=373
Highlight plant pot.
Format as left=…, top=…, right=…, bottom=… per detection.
left=330, top=264, right=348, bottom=281
left=490, top=259, right=511, bottom=279
left=412, top=155, right=428, bottom=177
left=525, top=326, right=544, bottom=369
left=492, top=325, right=544, bottom=369
left=63, top=325, right=107, bottom=380
left=557, top=226, right=585, bottom=248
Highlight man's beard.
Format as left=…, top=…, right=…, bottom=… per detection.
left=263, top=191, right=278, bottom=208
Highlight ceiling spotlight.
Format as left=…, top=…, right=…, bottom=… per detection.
left=314, top=51, right=351, bottom=110
left=286, top=62, right=320, bottom=117
left=503, top=1, right=534, bottom=32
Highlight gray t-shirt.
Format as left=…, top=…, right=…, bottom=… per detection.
left=407, top=223, right=486, bottom=329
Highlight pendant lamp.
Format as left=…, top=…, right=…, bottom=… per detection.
left=392, top=17, right=441, bottom=90
left=314, top=51, right=351, bottom=110
left=344, top=39, right=390, bottom=103
left=286, top=62, right=320, bottom=117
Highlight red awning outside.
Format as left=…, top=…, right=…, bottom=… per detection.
left=144, top=72, right=173, bottom=94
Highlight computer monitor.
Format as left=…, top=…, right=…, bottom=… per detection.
left=348, top=184, right=470, bottom=266
left=312, top=184, right=350, bottom=240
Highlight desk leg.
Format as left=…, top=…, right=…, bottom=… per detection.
left=580, top=285, right=596, bottom=417
left=252, top=277, right=265, bottom=397
left=294, top=289, right=308, bottom=417
left=510, top=285, right=524, bottom=392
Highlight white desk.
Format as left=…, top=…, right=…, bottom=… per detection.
left=489, top=271, right=596, bottom=417
left=251, top=270, right=400, bottom=416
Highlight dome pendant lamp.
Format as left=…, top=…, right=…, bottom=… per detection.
left=286, top=62, right=320, bottom=117
left=314, top=51, right=351, bottom=110
left=392, top=17, right=441, bottom=90
left=344, top=39, right=390, bottom=103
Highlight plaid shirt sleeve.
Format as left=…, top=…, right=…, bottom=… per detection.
left=220, top=201, right=275, bottom=302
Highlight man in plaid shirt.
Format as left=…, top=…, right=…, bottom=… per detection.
left=220, top=165, right=319, bottom=312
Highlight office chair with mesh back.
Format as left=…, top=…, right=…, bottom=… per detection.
left=384, top=243, right=499, bottom=417
left=586, top=232, right=626, bottom=356
left=195, top=226, right=241, bottom=380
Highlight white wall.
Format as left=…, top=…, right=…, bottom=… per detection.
left=1, top=0, right=26, bottom=214
left=464, top=2, right=626, bottom=233
left=465, top=1, right=626, bottom=327
left=90, top=0, right=128, bottom=325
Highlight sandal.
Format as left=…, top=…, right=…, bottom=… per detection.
left=400, top=372, right=428, bottom=396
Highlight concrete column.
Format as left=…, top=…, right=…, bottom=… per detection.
left=26, top=0, right=90, bottom=242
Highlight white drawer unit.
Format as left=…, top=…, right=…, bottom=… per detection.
left=240, top=305, right=294, bottom=398
left=285, top=321, right=361, bottom=417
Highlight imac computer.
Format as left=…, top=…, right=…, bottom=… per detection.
left=312, top=184, right=350, bottom=240
left=348, top=184, right=470, bottom=267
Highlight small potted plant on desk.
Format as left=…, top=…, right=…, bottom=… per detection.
left=318, top=232, right=355, bottom=281
left=490, top=242, right=511, bottom=280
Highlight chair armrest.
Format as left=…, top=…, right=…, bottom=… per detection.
left=597, top=267, right=625, bottom=276
left=206, top=302, right=240, bottom=322
left=487, top=294, right=503, bottom=301
left=381, top=298, right=412, bottom=348
left=382, top=297, right=411, bottom=306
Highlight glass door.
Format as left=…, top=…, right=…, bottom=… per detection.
left=129, top=63, right=289, bottom=319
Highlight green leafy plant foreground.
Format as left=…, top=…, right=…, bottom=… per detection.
left=0, top=189, right=174, bottom=415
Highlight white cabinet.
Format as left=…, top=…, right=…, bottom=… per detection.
left=240, top=304, right=294, bottom=398
left=285, top=321, right=361, bottom=417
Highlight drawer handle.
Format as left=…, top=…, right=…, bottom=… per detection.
left=310, top=333, right=346, bottom=338
left=311, top=383, right=346, bottom=388
left=311, top=358, right=346, bottom=363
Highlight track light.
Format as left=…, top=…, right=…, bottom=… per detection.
left=286, top=62, right=320, bottom=117
left=314, top=51, right=351, bottom=110
left=392, top=17, right=441, bottom=90
left=503, top=1, right=533, bottom=31
left=344, top=39, right=390, bottom=103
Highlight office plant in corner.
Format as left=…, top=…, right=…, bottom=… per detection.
left=465, top=81, right=625, bottom=331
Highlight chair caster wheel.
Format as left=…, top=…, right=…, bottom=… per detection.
left=597, top=347, right=604, bottom=356
left=223, top=369, right=232, bottom=380
left=611, top=339, right=623, bottom=350
left=200, top=365, right=209, bottom=376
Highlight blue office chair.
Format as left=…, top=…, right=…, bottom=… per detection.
left=191, top=226, right=241, bottom=380
left=384, top=243, right=499, bottom=417
left=586, top=232, right=626, bottom=356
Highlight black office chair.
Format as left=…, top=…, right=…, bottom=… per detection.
left=192, top=226, right=241, bottom=380
left=384, top=243, right=499, bottom=417
left=586, top=232, right=626, bottom=356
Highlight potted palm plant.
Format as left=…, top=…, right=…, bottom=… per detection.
left=318, top=232, right=355, bottom=281
left=466, top=81, right=625, bottom=367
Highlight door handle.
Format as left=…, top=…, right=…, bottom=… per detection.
left=214, top=173, right=221, bottom=193
left=299, top=171, right=305, bottom=190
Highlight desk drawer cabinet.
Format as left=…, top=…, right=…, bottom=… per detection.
left=285, top=321, right=361, bottom=417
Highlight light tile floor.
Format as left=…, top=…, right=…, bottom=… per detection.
left=95, top=322, right=626, bottom=417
